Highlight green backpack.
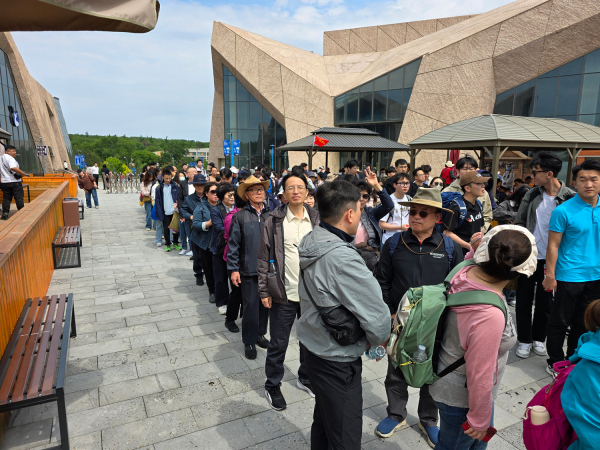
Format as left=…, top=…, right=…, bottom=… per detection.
left=389, top=259, right=507, bottom=388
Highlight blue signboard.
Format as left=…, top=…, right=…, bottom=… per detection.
left=75, top=154, right=86, bottom=166
left=233, top=140, right=241, bottom=156
left=223, top=140, right=231, bottom=156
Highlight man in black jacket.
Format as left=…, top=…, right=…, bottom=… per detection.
left=180, top=174, right=206, bottom=284
left=375, top=188, right=465, bottom=447
left=228, top=175, right=272, bottom=359
left=177, top=166, right=197, bottom=256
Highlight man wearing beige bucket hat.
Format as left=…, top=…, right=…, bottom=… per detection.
left=227, top=174, right=272, bottom=359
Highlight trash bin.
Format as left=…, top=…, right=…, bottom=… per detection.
left=63, top=198, right=80, bottom=226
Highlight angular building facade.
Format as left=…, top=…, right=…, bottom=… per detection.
left=209, top=0, right=600, bottom=175
left=0, top=32, right=74, bottom=173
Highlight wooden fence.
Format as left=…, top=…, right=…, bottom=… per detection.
left=0, top=173, right=77, bottom=204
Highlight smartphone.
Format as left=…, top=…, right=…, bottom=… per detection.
left=461, top=421, right=497, bottom=442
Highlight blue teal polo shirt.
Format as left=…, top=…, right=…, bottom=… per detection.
left=549, top=194, right=600, bottom=282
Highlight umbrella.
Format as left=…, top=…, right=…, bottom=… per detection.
left=0, top=0, right=160, bottom=33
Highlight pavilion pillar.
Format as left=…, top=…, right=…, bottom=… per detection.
left=325, top=151, right=328, bottom=172
left=491, top=146, right=501, bottom=196
left=566, top=148, right=580, bottom=186
left=410, top=149, right=417, bottom=180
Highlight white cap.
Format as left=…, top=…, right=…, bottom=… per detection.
left=230, top=166, right=239, bottom=174
left=445, top=161, right=455, bottom=167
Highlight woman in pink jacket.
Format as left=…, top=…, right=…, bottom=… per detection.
left=429, top=225, right=538, bottom=449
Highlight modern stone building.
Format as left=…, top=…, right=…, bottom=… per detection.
left=209, top=0, right=600, bottom=175
left=0, top=32, right=74, bottom=173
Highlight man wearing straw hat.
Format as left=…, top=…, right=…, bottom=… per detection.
left=227, top=174, right=272, bottom=359
left=375, top=187, right=465, bottom=446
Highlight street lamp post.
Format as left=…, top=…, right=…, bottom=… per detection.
left=228, top=132, right=234, bottom=168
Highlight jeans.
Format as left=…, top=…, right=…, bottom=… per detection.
left=179, top=220, right=190, bottom=251
left=434, top=401, right=494, bottom=450
left=1, top=182, right=25, bottom=214
left=144, top=202, right=153, bottom=229
left=241, top=275, right=269, bottom=345
left=213, top=253, right=229, bottom=307
left=84, top=188, right=98, bottom=207
left=515, top=260, right=552, bottom=344
left=546, top=280, right=600, bottom=365
left=155, top=220, right=163, bottom=244
left=265, top=301, right=307, bottom=389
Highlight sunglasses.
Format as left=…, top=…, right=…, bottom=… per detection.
left=431, top=182, right=443, bottom=186
left=361, top=194, right=370, bottom=200
left=208, top=190, right=217, bottom=195
left=409, top=209, right=433, bottom=218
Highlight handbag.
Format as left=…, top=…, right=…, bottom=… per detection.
left=151, top=205, right=158, bottom=221
left=169, top=212, right=180, bottom=233
left=300, top=269, right=365, bottom=346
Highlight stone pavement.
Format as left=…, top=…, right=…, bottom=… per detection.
left=0, top=188, right=552, bottom=450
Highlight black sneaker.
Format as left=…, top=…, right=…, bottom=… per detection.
left=209, top=294, right=216, bottom=303
left=256, top=335, right=269, bottom=349
left=225, top=320, right=239, bottom=333
left=296, top=379, right=315, bottom=398
left=245, top=344, right=257, bottom=359
left=1, top=213, right=8, bottom=220
left=265, top=385, right=287, bottom=411
left=196, top=277, right=204, bottom=286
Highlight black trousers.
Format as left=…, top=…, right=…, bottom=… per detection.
left=240, top=275, right=268, bottom=345
left=162, top=214, right=179, bottom=245
left=213, top=253, right=229, bottom=307
left=93, top=174, right=99, bottom=186
left=515, top=259, right=552, bottom=344
left=195, top=246, right=215, bottom=295
left=225, top=279, right=243, bottom=322
left=384, top=357, right=438, bottom=427
left=1, top=182, right=25, bottom=214
left=547, top=280, right=600, bottom=365
left=265, top=301, right=307, bottom=389
left=305, top=350, right=362, bottom=450
left=190, top=241, right=204, bottom=279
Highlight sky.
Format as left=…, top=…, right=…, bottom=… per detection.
left=13, top=0, right=515, bottom=141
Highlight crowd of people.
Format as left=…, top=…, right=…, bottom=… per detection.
left=134, top=152, right=599, bottom=450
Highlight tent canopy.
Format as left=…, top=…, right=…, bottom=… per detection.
left=0, top=127, right=11, bottom=140
left=277, top=127, right=409, bottom=171
left=408, top=114, right=600, bottom=188
left=1, top=0, right=160, bottom=33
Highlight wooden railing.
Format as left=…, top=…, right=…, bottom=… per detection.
left=0, top=173, right=77, bottom=204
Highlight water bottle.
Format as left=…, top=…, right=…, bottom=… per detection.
left=269, top=260, right=277, bottom=274
left=365, top=345, right=386, bottom=360
left=412, top=345, right=428, bottom=363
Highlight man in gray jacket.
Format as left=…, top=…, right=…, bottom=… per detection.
left=297, top=180, right=390, bottom=450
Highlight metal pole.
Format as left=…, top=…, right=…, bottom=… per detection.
left=309, top=135, right=316, bottom=171
left=491, top=146, right=500, bottom=198
left=228, top=132, right=234, bottom=168
left=270, top=144, right=274, bottom=170
left=39, top=136, right=45, bottom=174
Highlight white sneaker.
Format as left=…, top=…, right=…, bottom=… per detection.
left=145, top=228, right=151, bottom=231
left=218, top=305, right=227, bottom=315
left=186, top=251, right=193, bottom=257
left=532, top=341, right=547, bottom=356
left=516, top=343, right=532, bottom=359
left=156, top=242, right=162, bottom=247
left=179, top=249, right=187, bottom=255
left=95, top=206, right=99, bottom=209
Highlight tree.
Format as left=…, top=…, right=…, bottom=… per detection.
left=104, top=157, right=129, bottom=173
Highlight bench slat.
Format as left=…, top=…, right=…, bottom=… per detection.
left=0, top=302, right=39, bottom=404
left=11, top=298, right=49, bottom=403
left=27, top=296, right=58, bottom=399
left=41, top=294, right=67, bottom=396
left=0, top=302, right=31, bottom=392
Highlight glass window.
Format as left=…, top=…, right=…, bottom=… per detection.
left=513, top=81, right=535, bottom=116
left=387, top=89, right=402, bottom=120
left=579, top=73, right=600, bottom=115
left=238, top=129, right=249, bottom=162
left=387, top=122, right=402, bottom=142
left=578, top=114, right=600, bottom=126
left=223, top=76, right=236, bottom=102
left=345, top=89, right=359, bottom=123
left=223, top=65, right=233, bottom=76
left=560, top=57, right=583, bottom=76
left=359, top=81, right=373, bottom=92
left=334, top=95, right=345, bottom=124
left=237, top=101, right=249, bottom=129
left=402, top=88, right=412, bottom=119
left=555, top=115, right=577, bottom=121
left=539, top=68, right=559, bottom=78
left=373, top=91, right=387, bottom=121
left=555, top=75, right=581, bottom=116
left=494, top=89, right=515, bottom=115
left=249, top=93, right=258, bottom=103
left=262, top=107, right=273, bottom=127
left=250, top=129, right=260, bottom=168
left=224, top=102, right=236, bottom=130
left=533, top=77, right=558, bottom=117
left=403, top=60, right=420, bottom=88
left=374, top=75, right=388, bottom=91
left=584, top=49, right=600, bottom=74
left=275, top=122, right=287, bottom=147
left=249, top=102, right=262, bottom=129
left=388, top=67, right=404, bottom=89
left=236, top=79, right=249, bottom=102
left=358, top=92, right=373, bottom=122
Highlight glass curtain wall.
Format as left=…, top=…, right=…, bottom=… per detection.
left=223, top=65, right=288, bottom=170
left=334, top=58, right=421, bottom=170
left=493, top=48, right=600, bottom=125
left=53, top=97, right=76, bottom=168
left=0, top=49, right=40, bottom=172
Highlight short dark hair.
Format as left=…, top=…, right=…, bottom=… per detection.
left=77, top=169, right=83, bottom=174
left=514, top=178, right=524, bottom=184
left=387, top=166, right=396, bottom=174
left=421, top=164, right=432, bottom=173
left=530, top=151, right=562, bottom=178
left=585, top=299, right=600, bottom=332
left=234, top=191, right=246, bottom=208
left=162, top=169, right=172, bottom=177
left=391, top=173, right=410, bottom=184
left=344, top=159, right=360, bottom=169
left=150, top=162, right=157, bottom=166
left=395, top=159, right=409, bottom=168
left=204, top=181, right=218, bottom=194
left=317, top=172, right=327, bottom=180
left=413, top=167, right=424, bottom=177
left=220, top=168, right=232, bottom=179
left=6, top=144, right=16, bottom=151
left=356, top=180, right=372, bottom=194
left=102, top=164, right=107, bottom=168
left=573, top=158, right=600, bottom=178
left=316, top=181, right=360, bottom=223
left=300, top=163, right=308, bottom=168
left=456, top=156, right=478, bottom=171
left=281, top=167, right=308, bottom=190
left=238, top=170, right=250, bottom=182
left=341, top=174, right=359, bottom=184
left=306, top=189, right=316, bottom=198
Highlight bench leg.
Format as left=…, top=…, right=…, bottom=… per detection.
left=52, top=245, right=58, bottom=269
left=70, top=304, right=77, bottom=338
left=57, top=388, right=70, bottom=450
left=76, top=244, right=81, bottom=268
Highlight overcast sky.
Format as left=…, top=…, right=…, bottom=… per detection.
left=13, top=0, right=514, bottom=141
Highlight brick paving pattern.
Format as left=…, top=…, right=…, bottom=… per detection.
left=0, top=189, right=551, bottom=449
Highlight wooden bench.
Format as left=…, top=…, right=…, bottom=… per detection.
left=78, top=200, right=84, bottom=220
left=0, top=294, right=77, bottom=450
left=52, top=226, right=82, bottom=269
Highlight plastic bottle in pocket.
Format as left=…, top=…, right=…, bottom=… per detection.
left=412, top=345, right=428, bottom=363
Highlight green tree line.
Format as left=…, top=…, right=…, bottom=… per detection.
left=69, top=134, right=209, bottom=172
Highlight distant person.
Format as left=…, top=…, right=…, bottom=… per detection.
left=0, top=145, right=28, bottom=220
left=154, top=169, right=181, bottom=252
left=421, top=164, right=432, bottom=186
left=395, top=158, right=409, bottom=174
left=91, top=163, right=100, bottom=186
left=383, top=166, right=398, bottom=194
left=441, top=161, right=455, bottom=186
left=408, top=167, right=426, bottom=197
left=379, top=173, right=412, bottom=245
left=63, top=160, right=69, bottom=171
left=77, top=168, right=99, bottom=209
left=101, top=164, right=110, bottom=190
left=502, top=162, right=516, bottom=190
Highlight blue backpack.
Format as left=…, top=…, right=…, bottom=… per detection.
left=387, top=231, right=455, bottom=271
left=440, top=191, right=482, bottom=229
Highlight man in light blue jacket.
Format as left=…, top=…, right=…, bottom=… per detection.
left=298, top=180, right=390, bottom=450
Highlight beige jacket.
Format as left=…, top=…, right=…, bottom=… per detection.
left=443, top=179, right=492, bottom=231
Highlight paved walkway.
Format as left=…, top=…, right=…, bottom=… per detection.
left=1, top=188, right=550, bottom=450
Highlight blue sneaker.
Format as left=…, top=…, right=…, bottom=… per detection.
left=375, top=417, right=406, bottom=438
left=418, top=422, right=439, bottom=448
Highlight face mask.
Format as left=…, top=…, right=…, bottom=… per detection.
left=179, top=176, right=185, bottom=181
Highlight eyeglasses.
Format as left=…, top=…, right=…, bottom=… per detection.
left=409, top=209, right=433, bottom=218
left=361, top=194, right=370, bottom=200
left=531, top=169, right=550, bottom=176
left=285, top=185, right=306, bottom=192
left=208, top=190, right=217, bottom=195
left=225, top=192, right=235, bottom=197
left=246, top=188, right=265, bottom=194
left=431, top=182, right=443, bottom=187
left=396, top=182, right=410, bottom=186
